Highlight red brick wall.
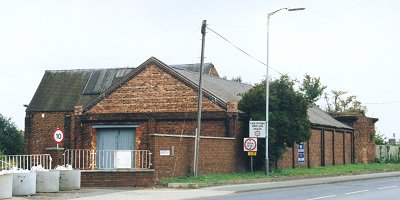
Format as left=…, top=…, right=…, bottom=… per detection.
left=354, top=115, right=376, bottom=163
left=278, top=148, right=293, bottom=169
left=150, top=135, right=236, bottom=178
left=81, top=171, right=155, bottom=187
left=278, top=128, right=353, bottom=169
left=25, top=112, right=70, bottom=154
left=324, top=130, right=333, bottom=166
left=309, top=129, right=322, bottom=168
left=335, top=114, right=377, bottom=164
left=87, top=64, right=224, bottom=114
left=334, top=131, right=344, bottom=165
left=345, top=132, right=352, bottom=164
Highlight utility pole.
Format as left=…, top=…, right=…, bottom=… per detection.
left=194, top=20, right=206, bottom=177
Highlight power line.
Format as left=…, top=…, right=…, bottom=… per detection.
left=365, top=100, right=400, bottom=105
left=168, top=26, right=201, bottom=63
left=207, top=25, right=400, bottom=107
left=206, top=26, right=300, bottom=83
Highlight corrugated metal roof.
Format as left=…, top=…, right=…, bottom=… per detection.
left=27, top=69, right=93, bottom=112
left=174, top=69, right=252, bottom=102
left=82, top=68, right=133, bottom=95
left=27, top=68, right=133, bottom=112
left=308, top=105, right=353, bottom=130
left=27, top=58, right=247, bottom=112
left=170, top=63, right=218, bottom=76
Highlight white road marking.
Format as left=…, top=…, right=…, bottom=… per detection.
left=306, top=195, right=336, bottom=200
left=377, top=185, right=398, bottom=190
left=345, top=190, right=369, bottom=195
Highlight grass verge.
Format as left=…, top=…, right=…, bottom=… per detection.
left=159, top=163, right=400, bottom=185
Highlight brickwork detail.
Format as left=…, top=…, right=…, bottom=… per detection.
left=335, top=114, right=377, bottom=164
left=81, top=171, right=155, bottom=187
left=88, top=64, right=224, bottom=114
left=150, top=135, right=236, bottom=178
left=278, top=128, right=353, bottom=169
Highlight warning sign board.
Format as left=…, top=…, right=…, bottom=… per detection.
left=247, top=151, right=257, bottom=156
left=53, top=128, right=64, bottom=144
left=243, top=138, right=257, bottom=152
left=249, top=121, right=266, bottom=138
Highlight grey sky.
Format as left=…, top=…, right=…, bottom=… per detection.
left=1, top=0, right=399, bottom=139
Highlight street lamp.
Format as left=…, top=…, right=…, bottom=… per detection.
left=265, top=7, right=305, bottom=176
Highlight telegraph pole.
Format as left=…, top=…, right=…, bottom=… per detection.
left=194, top=20, right=206, bottom=177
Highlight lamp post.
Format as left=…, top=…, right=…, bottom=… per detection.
left=265, top=7, right=305, bottom=176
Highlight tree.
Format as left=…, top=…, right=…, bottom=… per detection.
left=372, top=131, right=387, bottom=145
left=299, top=74, right=327, bottom=103
left=324, top=90, right=366, bottom=114
left=230, top=76, right=242, bottom=83
left=239, top=75, right=311, bottom=168
left=0, top=114, right=24, bottom=155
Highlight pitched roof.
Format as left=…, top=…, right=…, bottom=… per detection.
left=308, top=105, right=353, bottom=130
left=27, top=68, right=133, bottom=112
left=174, top=68, right=252, bottom=102
left=27, top=57, right=251, bottom=112
left=170, top=63, right=219, bottom=77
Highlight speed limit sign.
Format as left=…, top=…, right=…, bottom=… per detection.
left=53, top=128, right=64, bottom=144
left=243, top=138, right=257, bottom=151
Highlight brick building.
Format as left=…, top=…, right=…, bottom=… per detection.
left=278, top=105, right=354, bottom=169
left=25, top=56, right=377, bottom=187
left=335, top=113, right=378, bottom=164
left=25, top=57, right=252, bottom=186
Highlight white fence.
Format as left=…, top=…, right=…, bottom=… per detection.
left=0, top=154, right=52, bottom=170
left=376, top=145, right=400, bottom=162
left=64, top=149, right=152, bottom=170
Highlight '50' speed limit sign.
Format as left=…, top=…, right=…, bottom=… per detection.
left=53, top=128, right=64, bottom=144
left=243, top=138, right=257, bottom=152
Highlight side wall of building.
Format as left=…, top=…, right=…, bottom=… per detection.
left=25, top=111, right=77, bottom=167
left=278, top=127, right=353, bottom=169
left=335, top=114, right=377, bottom=164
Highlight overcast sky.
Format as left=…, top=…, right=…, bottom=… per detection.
left=1, top=0, right=399, bottom=139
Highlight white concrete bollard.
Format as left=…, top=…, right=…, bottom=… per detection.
left=58, top=170, right=81, bottom=191
left=0, top=173, right=13, bottom=199
left=12, top=171, right=36, bottom=196
left=36, top=170, right=60, bottom=193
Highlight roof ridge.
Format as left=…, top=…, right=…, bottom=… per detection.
left=174, top=68, right=252, bottom=87
left=46, top=67, right=134, bottom=73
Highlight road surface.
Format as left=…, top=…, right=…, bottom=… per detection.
left=197, top=176, right=400, bottom=200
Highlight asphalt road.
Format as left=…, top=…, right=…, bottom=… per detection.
left=196, top=176, right=400, bottom=200
left=10, top=172, right=400, bottom=200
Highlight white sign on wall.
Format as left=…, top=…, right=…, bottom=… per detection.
left=249, top=121, right=266, bottom=138
left=115, top=150, right=132, bottom=168
left=160, top=150, right=171, bottom=156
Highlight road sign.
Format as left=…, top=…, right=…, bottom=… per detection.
left=243, top=138, right=257, bottom=152
left=298, top=142, right=305, bottom=163
left=249, top=121, right=266, bottom=138
left=247, top=151, right=257, bottom=156
left=53, top=128, right=64, bottom=144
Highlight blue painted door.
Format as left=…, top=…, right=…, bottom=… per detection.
left=96, top=128, right=136, bottom=169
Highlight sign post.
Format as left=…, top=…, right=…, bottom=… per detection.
left=244, top=138, right=257, bottom=173
left=53, top=128, right=64, bottom=148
